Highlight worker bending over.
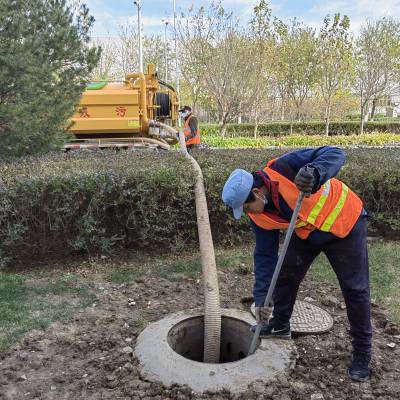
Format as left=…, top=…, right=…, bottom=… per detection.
left=179, top=105, right=200, bottom=151
left=222, top=146, right=372, bottom=382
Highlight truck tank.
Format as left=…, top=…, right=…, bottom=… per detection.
left=64, top=64, right=179, bottom=151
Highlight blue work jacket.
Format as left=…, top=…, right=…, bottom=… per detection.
left=252, top=146, right=363, bottom=306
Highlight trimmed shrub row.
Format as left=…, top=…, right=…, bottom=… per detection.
left=0, top=148, right=399, bottom=267
left=201, top=121, right=400, bottom=137
left=203, top=133, right=400, bottom=148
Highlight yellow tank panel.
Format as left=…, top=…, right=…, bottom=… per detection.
left=67, top=64, right=179, bottom=146
left=70, top=82, right=144, bottom=134
left=70, top=118, right=141, bottom=134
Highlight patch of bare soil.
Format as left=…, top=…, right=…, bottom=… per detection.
left=0, top=265, right=399, bottom=400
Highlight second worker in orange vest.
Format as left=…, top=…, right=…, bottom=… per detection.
left=222, top=146, right=372, bottom=382
left=179, top=105, right=200, bottom=151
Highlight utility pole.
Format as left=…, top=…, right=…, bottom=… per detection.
left=134, top=0, right=143, bottom=73
left=162, top=19, right=169, bottom=82
left=173, top=0, right=179, bottom=94
left=173, top=0, right=181, bottom=126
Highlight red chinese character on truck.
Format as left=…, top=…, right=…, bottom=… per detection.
left=116, top=106, right=127, bottom=117
left=79, top=106, right=90, bottom=118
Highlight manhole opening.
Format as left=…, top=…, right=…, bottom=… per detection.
left=167, top=315, right=259, bottom=363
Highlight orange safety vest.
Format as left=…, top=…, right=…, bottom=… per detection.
left=184, top=114, right=200, bottom=145
left=248, top=159, right=363, bottom=239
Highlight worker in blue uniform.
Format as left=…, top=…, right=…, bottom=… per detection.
left=222, top=146, right=372, bottom=382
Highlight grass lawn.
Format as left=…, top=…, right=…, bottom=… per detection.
left=312, top=240, right=400, bottom=323
left=0, top=272, right=96, bottom=350
left=0, top=240, right=399, bottom=351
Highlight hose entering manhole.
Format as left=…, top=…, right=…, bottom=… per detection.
left=149, top=121, right=221, bottom=363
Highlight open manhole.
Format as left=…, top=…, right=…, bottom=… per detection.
left=167, top=315, right=254, bottom=363
left=135, top=308, right=296, bottom=393
left=250, top=300, right=333, bottom=334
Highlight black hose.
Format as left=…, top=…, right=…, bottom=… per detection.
left=158, top=80, right=177, bottom=93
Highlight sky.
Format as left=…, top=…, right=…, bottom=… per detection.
left=84, top=0, right=400, bottom=38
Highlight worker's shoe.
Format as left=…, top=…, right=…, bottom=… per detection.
left=347, top=351, right=371, bottom=382
left=250, top=318, right=291, bottom=340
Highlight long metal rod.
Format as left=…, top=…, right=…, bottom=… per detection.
left=173, top=0, right=179, bottom=94
left=164, top=21, right=169, bottom=82
left=134, top=0, right=143, bottom=73
left=248, top=191, right=305, bottom=355
left=173, top=0, right=181, bottom=127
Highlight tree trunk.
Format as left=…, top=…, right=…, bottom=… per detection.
left=325, top=116, right=330, bottom=136
left=359, top=93, right=365, bottom=135
left=253, top=108, right=259, bottom=139
left=325, top=101, right=331, bottom=136
left=220, top=112, right=229, bottom=137
left=220, top=123, right=227, bottom=137
left=360, top=102, right=365, bottom=135
left=370, top=98, right=377, bottom=121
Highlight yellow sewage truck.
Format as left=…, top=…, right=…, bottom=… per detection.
left=64, top=64, right=179, bottom=151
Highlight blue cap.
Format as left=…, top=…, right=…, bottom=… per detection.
left=222, top=169, right=253, bottom=219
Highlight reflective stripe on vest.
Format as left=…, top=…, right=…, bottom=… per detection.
left=248, top=161, right=363, bottom=239
left=306, top=181, right=331, bottom=225
left=320, top=183, right=349, bottom=232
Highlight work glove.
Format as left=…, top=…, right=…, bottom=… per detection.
left=294, top=166, right=315, bottom=196
left=254, top=305, right=273, bottom=323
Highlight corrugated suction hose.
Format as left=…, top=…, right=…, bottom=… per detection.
left=149, top=121, right=221, bottom=363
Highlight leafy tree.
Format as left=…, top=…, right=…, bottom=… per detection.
left=272, top=20, right=318, bottom=131
left=0, top=0, right=100, bottom=158
left=248, top=0, right=275, bottom=137
left=354, top=18, right=400, bottom=134
left=317, top=14, right=353, bottom=135
left=178, top=1, right=260, bottom=136
left=179, top=39, right=210, bottom=115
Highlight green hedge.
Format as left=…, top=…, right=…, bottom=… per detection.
left=203, top=133, right=400, bottom=148
left=201, top=121, right=400, bottom=137
left=0, top=148, right=399, bottom=267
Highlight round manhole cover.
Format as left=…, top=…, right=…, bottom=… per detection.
left=250, top=300, right=333, bottom=334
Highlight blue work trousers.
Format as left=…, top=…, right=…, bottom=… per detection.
left=273, top=216, right=372, bottom=355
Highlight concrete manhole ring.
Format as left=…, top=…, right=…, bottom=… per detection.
left=135, top=308, right=296, bottom=394
left=250, top=300, right=334, bottom=334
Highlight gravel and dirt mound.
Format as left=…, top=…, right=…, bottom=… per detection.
left=0, top=263, right=399, bottom=400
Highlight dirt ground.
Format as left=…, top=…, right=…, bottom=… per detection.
left=1, top=257, right=399, bottom=400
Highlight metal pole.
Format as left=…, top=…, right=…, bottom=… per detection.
left=173, top=0, right=181, bottom=126
left=163, top=20, right=169, bottom=82
left=248, top=191, right=306, bottom=356
left=134, top=0, right=143, bottom=73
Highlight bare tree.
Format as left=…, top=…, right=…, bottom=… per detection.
left=178, top=1, right=259, bottom=136
left=143, top=33, right=174, bottom=80
left=90, top=38, right=119, bottom=80
left=118, top=24, right=139, bottom=76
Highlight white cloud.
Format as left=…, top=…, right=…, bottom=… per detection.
left=308, top=0, right=400, bottom=33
